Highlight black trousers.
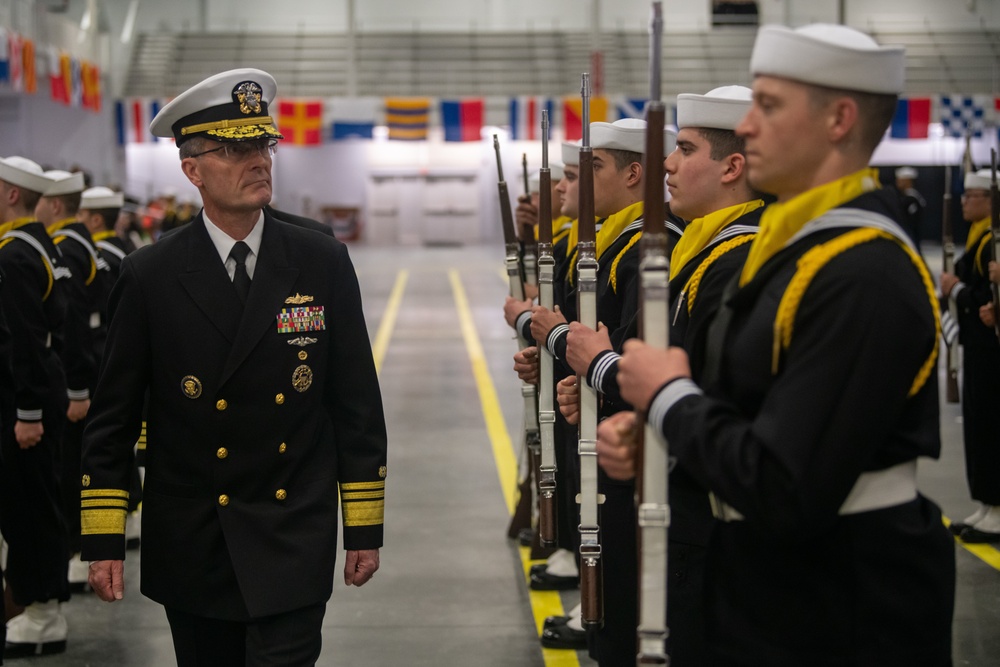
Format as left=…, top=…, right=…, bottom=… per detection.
left=165, top=603, right=326, bottom=667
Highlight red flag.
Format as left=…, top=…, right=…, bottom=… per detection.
left=278, top=99, right=324, bottom=145
left=562, top=96, right=609, bottom=141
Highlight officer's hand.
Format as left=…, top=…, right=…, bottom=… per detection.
left=989, top=261, right=1000, bottom=285
left=556, top=376, right=580, bottom=425
left=618, top=341, right=691, bottom=413
left=14, top=420, right=43, bottom=449
left=89, top=560, right=125, bottom=602
left=980, top=303, right=996, bottom=328
left=67, top=399, right=91, bottom=423
left=596, top=412, right=638, bottom=481
left=940, top=272, right=959, bottom=298
left=344, top=549, right=380, bottom=587
left=565, top=321, right=612, bottom=377
left=513, top=347, right=539, bottom=385
left=503, top=296, right=534, bottom=329
left=529, top=305, right=567, bottom=344
left=522, top=282, right=539, bottom=301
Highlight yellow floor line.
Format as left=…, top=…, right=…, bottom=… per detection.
left=943, top=516, right=1000, bottom=571
left=372, top=270, right=408, bottom=375
left=449, top=270, right=579, bottom=667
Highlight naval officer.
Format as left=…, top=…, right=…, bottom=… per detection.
left=81, top=68, right=388, bottom=666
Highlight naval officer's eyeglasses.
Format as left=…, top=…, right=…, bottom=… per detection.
left=191, top=139, right=278, bottom=161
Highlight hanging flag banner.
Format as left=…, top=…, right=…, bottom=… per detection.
left=441, top=98, right=484, bottom=142
left=938, top=95, right=987, bottom=138
left=890, top=96, right=931, bottom=139
left=563, top=95, right=608, bottom=141
left=385, top=97, right=430, bottom=141
left=616, top=97, right=647, bottom=120
left=278, top=99, right=324, bottom=145
left=0, top=28, right=9, bottom=84
left=115, top=98, right=164, bottom=145
left=509, top=96, right=554, bottom=140
left=326, top=97, right=379, bottom=140
left=22, top=38, right=36, bottom=94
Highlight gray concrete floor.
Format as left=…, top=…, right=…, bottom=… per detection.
left=17, top=242, right=999, bottom=666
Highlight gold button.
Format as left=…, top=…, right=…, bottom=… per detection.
left=275, top=489, right=287, bottom=501
left=275, top=393, right=285, bottom=405
left=298, top=350, right=308, bottom=361
left=217, top=447, right=228, bottom=459
left=278, top=443, right=287, bottom=454
left=216, top=399, right=228, bottom=411
left=218, top=494, right=230, bottom=507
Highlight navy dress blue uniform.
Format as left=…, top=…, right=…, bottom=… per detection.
left=80, top=67, right=387, bottom=666
left=0, top=219, right=72, bottom=607
left=653, top=190, right=954, bottom=666
left=81, top=209, right=387, bottom=618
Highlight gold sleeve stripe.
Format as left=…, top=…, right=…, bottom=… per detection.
left=82, top=498, right=129, bottom=509
left=340, top=481, right=385, bottom=492
left=81, top=508, right=127, bottom=535
left=341, top=490, right=385, bottom=501
left=342, top=499, right=384, bottom=527
left=81, top=488, right=130, bottom=499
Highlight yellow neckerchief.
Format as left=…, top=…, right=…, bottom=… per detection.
left=568, top=201, right=644, bottom=285
left=91, top=229, right=117, bottom=242
left=740, top=167, right=880, bottom=286
left=966, top=216, right=990, bottom=252
left=47, top=217, right=78, bottom=236
left=552, top=215, right=573, bottom=241
left=670, top=199, right=765, bottom=279
left=3, top=216, right=36, bottom=233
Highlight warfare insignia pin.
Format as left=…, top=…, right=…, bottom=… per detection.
left=292, top=365, right=313, bottom=392
left=233, top=81, right=263, bottom=115
left=379, top=466, right=387, bottom=479
left=181, top=375, right=203, bottom=399
left=285, top=293, right=315, bottom=305
left=286, top=336, right=318, bottom=347
left=81, top=474, right=91, bottom=487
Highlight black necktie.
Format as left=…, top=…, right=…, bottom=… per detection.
left=229, top=241, right=252, bottom=305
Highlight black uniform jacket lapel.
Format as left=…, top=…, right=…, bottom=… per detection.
left=177, top=216, right=244, bottom=345
left=220, top=213, right=299, bottom=386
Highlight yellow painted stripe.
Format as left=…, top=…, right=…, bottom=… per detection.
left=449, top=269, right=578, bottom=667
left=372, top=270, right=408, bottom=375
left=943, top=516, right=1000, bottom=571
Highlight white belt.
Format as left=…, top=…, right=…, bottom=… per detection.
left=711, top=460, right=918, bottom=522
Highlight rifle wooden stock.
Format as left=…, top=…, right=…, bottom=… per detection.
left=537, top=110, right=559, bottom=547
left=990, top=149, right=1000, bottom=341
left=495, top=134, right=541, bottom=539
left=577, top=73, right=604, bottom=630
left=636, top=4, right=671, bottom=663
left=942, top=166, right=960, bottom=403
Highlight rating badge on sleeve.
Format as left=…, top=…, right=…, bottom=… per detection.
left=277, top=306, right=326, bottom=334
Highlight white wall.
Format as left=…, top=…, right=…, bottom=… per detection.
left=0, top=92, right=123, bottom=186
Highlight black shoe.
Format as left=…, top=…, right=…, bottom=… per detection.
left=4, top=639, right=68, bottom=658
left=543, top=615, right=570, bottom=630
left=540, top=623, right=587, bottom=650
left=959, top=527, right=1000, bottom=543
left=529, top=569, right=578, bottom=591
left=948, top=522, right=971, bottom=536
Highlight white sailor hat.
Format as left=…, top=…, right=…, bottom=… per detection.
left=591, top=118, right=647, bottom=154
left=964, top=169, right=992, bottom=192
left=895, top=167, right=918, bottom=180
left=81, top=186, right=125, bottom=209
left=150, top=68, right=284, bottom=145
left=43, top=170, right=85, bottom=196
left=528, top=163, right=566, bottom=192
left=750, top=24, right=905, bottom=94
left=676, top=85, right=753, bottom=130
left=561, top=142, right=580, bottom=167
left=0, top=156, right=53, bottom=195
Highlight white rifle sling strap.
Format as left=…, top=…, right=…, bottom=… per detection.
left=637, top=240, right=671, bottom=661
